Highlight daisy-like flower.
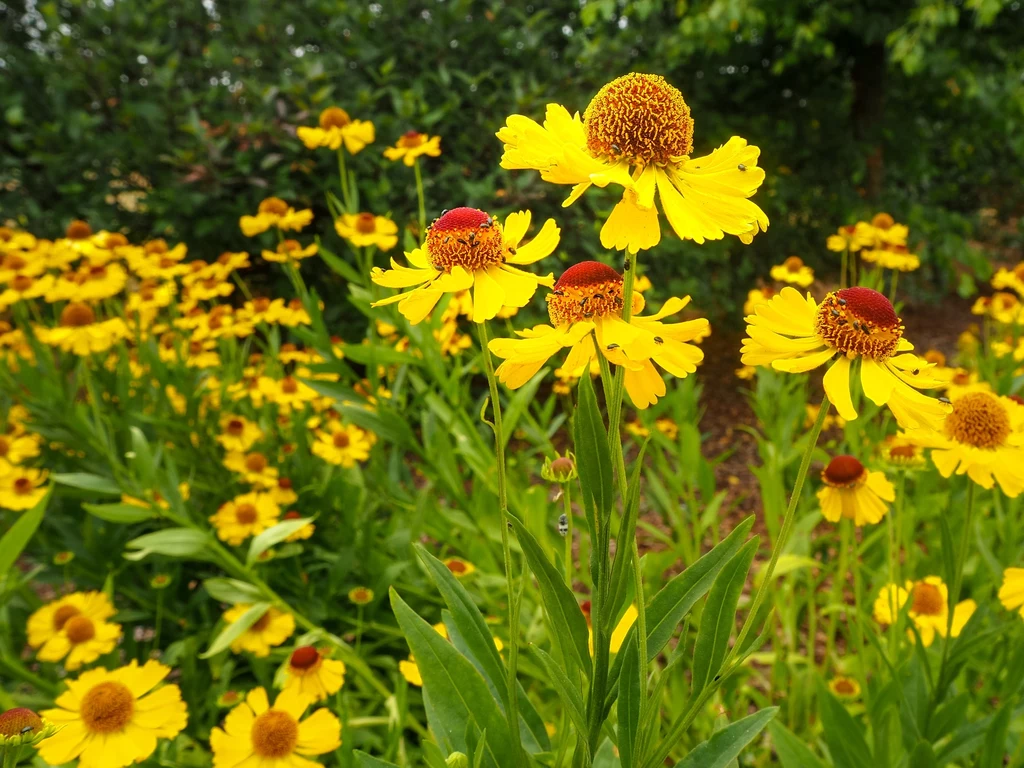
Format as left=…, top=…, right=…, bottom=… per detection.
left=280, top=646, right=346, bottom=703
left=371, top=207, right=558, bottom=323
left=902, top=391, right=1024, bottom=496
left=222, top=605, right=295, bottom=657
left=740, top=286, right=950, bottom=429
left=488, top=261, right=708, bottom=409
left=209, top=492, right=281, bottom=546
left=335, top=213, right=399, bottom=251
left=0, top=273, right=55, bottom=308
left=742, top=286, right=776, bottom=316
left=0, top=431, right=40, bottom=465
left=311, top=421, right=372, bottom=467
left=879, top=436, right=926, bottom=469
left=826, top=224, right=872, bottom=253
left=36, top=302, right=130, bottom=357
left=223, top=450, right=279, bottom=488
left=270, top=478, right=299, bottom=507
left=37, top=660, right=187, bottom=768
left=348, top=586, right=374, bottom=605
left=443, top=557, right=476, bottom=578
left=0, top=464, right=48, bottom=510
left=47, top=262, right=128, bottom=302
left=240, top=198, right=313, bottom=237
left=867, top=213, right=909, bottom=247
left=28, top=591, right=116, bottom=664
left=770, top=256, right=814, bottom=287
left=497, top=72, right=768, bottom=254
left=991, top=262, right=1024, bottom=297
left=828, top=676, right=861, bottom=699
left=972, top=292, right=1021, bottom=324
left=861, top=244, right=920, bottom=272
left=383, top=130, right=442, bottom=165
left=999, top=567, right=1024, bottom=621
left=259, top=376, right=320, bottom=412
left=816, top=455, right=895, bottom=526
left=873, top=577, right=976, bottom=646
left=0, top=707, right=57, bottom=748
left=217, top=414, right=263, bottom=453
left=297, top=106, right=374, bottom=154
left=281, top=510, right=315, bottom=541
left=262, top=239, right=319, bottom=264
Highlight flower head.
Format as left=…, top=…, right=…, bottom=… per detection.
left=371, top=207, right=558, bottom=323
left=873, top=576, right=975, bottom=646
left=443, top=557, right=476, bottom=578
left=497, top=72, right=768, bottom=253
left=297, top=106, right=374, bottom=154
left=210, top=687, right=340, bottom=768
left=311, top=421, right=372, bottom=468
left=240, top=198, right=313, bottom=237
left=281, top=646, right=346, bottom=704
left=217, top=414, right=263, bottom=453
left=36, top=303, right=129, bottom=357
left=817, top=455, right=895, bottom=526
left=770, top=256, right=814, bottom=287
left=348, top=586, right=374, bottom=605
left=223, top=605, right=295, bottom=657
left=862, top=244, right=920, bottom=272
left=335, top=213, right=399, bottom=251
left=999, top=567, right=1024, bottom=621
left=0, top=463, right=48, bottom=510
left=826, top=224, right=872, bottom=253
left=0, top=707, right=56, bottom=748
left=261, top=239, right=318, bottom=265
left=209, top=492, right=281, bottom=546
left=223, top=450, right=279, bottom=488
left=828, top=677, right=861, bottom=699
left=384, top=130, right=442, bottom=165
left=37, top=660, right=187, bottom=768
left=741, top=286, right=950, bottom=429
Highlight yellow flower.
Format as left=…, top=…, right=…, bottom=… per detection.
left=47, top=262, right=129, bottom=302
left=348, top=587, right=374, bottom=605
left=497, top=72, right=768, bottom=253
left=879, top=436, right=926, bottom=468
left=335, top=213, right=399, bottom=251
left=991, top=263, right=1024, bottom=296
left=223, top=605, right=295, bottom=657
left=998, top=567, right=1024, bottom=620
left=27, top=591, right=116, bottom=666
left=488, top=262, right=708, bottom=409
left=36, top=302, right=130, bottom=356
left=770, top=256, right=814, bottom=287
left=743, top=286, right=776, bottom=317
left=867, top=213, right=909, bottom=247
left=828, top=676, right=861, bottom=699
left=0, top=273, right=55, bottom=308
left=37, top=660, right=187, bottom=768
left=217, top=414, right=263, bottom=453
left=281, top=646, right=346, bottom=703
left=0, top=431, right=41, bottom=464
left=209, top=492, right=281, bottom=546
left=873, top=577, right=975, bottom=646
left=0, top=463, right=48, bottom=510
left=826, top=224, right=872, bottom=253
left=261, top=238, right=319, bottom=264
left=0, top=707, right=57, bottom=748
left=972, top=292, right=1021, bottom=324
left=400, top=623, right=451, bottom=686
left=371, top=207, right=558, bottom=323
left=270, top=477, right=299, bottom=506
left=816, top=455, right=895, bottom=526
left=281, top=510, right=315, bottom=541
left=383, top=130, right=442, bottom=165
left=297, top=106, right=374, bottom=154
left=633, top=274, right=653, bottom=292
left=443, top=557, right=476, bottom=578
left=740, top=286, right=950, bottom=429
left=240, top=197, right=314, bottom=237
left=259, top=375, right=320, bottom=411
left=861, top=244, right=920, bottom=272
left=223, top=450, right=279, bottom=488
left=311, top=421, right=372, bottom=467
left=902, top=391, right=1024, bottom=496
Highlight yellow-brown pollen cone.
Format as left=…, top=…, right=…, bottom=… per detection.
left=821, top=455, right=867, bottom=488
left=319, top=107, right=351, bottom=130
left=60, top=302, right=98, bottom=328
left=252, top=710, right=299, bottom=758
left=547, top=261, right=626, bottom=326
left=584, top=73, right=694, bottom=164
left=911, top=582, right=944, bottom=615
left=944, top=392, right=1011, bottom=449
left=65, top=220, right=93, bottom=240
left=815, top=287, right=903, bottom=361
left=424, top=207, right=503, bottom=273
left=80, top=681, right=135, bottom=733
left=354, top=213, right=377, bottom=234
left=783, top=256, right=805, bottom=271
left=258, top=197, right=289, bottom=217
left=398, top=130, right=427, bottom=148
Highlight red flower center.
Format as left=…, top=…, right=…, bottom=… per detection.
left=289, top=645, right=320, bottom=670
left=814, top=287, right=903, bottom=360
left=822, top=455, right=865, bottom=487
left=547, top=261, right=625, bottom=326
left=424, top=207, right=504, bottom=273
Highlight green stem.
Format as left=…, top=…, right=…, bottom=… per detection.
left=888, top=269, right=899, bottom=304
left=413, top=158, right=427, bottom=238
left=826, top=521, right=851, bottom=665
left=840, top=248, right=849, bottom=290
left=476, top=320, right=525, bottom=767
left=563, top=485, right=574, bottom=587
left=887, top=472, right=906, bottom=656
left=336, top=148, right=351, bottom=210
left=0, top=654, right=58, bottom=698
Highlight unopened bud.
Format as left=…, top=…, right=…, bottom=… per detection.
left=446, top=753, right=470, bottom=768
left=541, top=452, right=577, bottom=483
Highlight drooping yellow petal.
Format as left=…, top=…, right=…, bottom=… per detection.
left=600, top=192, right=660, bottom=253
left=823, top=357, right=857, bottom=421
left=502, top=211, right=532, bottom=248
left=472, top=269, right=506, bottom=323
left=507, top=219, right=561, bottom=265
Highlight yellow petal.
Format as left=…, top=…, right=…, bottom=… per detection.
left=823, top=357, right=857, bottom=421
left=600, top=193, right=660, bottom=253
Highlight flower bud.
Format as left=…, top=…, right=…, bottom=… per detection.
left=446, top=753, right=470, bottom=768
left=541, top=452, right=577, bottom=483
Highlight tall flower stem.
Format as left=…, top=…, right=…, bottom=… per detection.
left=476, top=320, right=525, bottom=766
left=840, top=248, right=849, bottom=289
left=413, top=158, right=427, bottom=238
left=826, top=521, right=851, bottom=664
left=887, top=471, right=906, bottom=655
left=888, top=270, right=900, bottom=305
left=647, top=394, right=830, bottom=768
left=563, top=485, right=575, bottom=586
left=336, top=148, right=352, bottom=211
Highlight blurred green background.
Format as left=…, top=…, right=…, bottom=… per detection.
left=2, top=0, right=1022, bottom=315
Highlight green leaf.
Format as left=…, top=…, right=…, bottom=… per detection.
left=83, top=502, right=156, bottom=524
left=318, top=242, right=363, bottom=283
left=353, top=752, right=400, bottom=768
left=203, top=578, right=265, bottom=604
left=0, top=487, right=49, bottom=577
left=246, top=517, right=314, bottom=566
left=531, top=646, right=589, bottom=754
left=674, top=708, right=777, bottom=768
left=617, top=635, right=642, bottom=768
left=768, top=720, right=829, bottom=768
left=200, top=602, right=270, bottom=658
left=305, top=380, right=419, bottom=450
left=129, top=426, right=156, bottom=485
left=573, top=372, right=613, bottom=521
left=978, top=700, right=1012, bottom=768
left=52, top=473, right=121, bottom=495
left=123, top=528, right=211, bottom=561
left=508, top=514, right=591, bottom=680
left=689, top=537, right=758, bottom=702
left=608, top=439, right=649, bottom=617
left=818, top=682, right=874, bottom=768
left=390, top=589, right=515, bottom=768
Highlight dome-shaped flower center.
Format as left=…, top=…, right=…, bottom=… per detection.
left=258, top=197, right=289, bottom=217
left=910, top=582, right=944, bottom=616
left=244, top=453, right=268, bottom=473
left=105, top=233, right=128, bottom=248
left=551, top=456, right=574, bottom=475
left=284, top=510, right=302, bottom=521
left=547, top=261, right=625, bottom=327
left=0, top=707, right=43, bottom=737
left=0, top=437, right=8, bottom=457
left=252, top=610, right=272, bottom=632
left=252, top=709, right=299, bottom=758
left=943, top=392, right=1011, bottom=448
left=227, top=419, right=245, bottom=436
left=281, top=377, right=299, bottom=394
left=424, top=207, right=504, bottom=273
left=145, top=239, right=168, bottom=254
left=80, top=681, right=135, bottom=733
left=350, top=587, right=371, bottom=603
left=65, top=220, right=93, bottom=240
left=52, top=604, right=81, bottom=630
left=783, top=256, right=804, bottom=271
left=64, top=615, right=96, bottom=644
left=584, top=73, right=694, bottom=165
left=923, top=350, right=946, bottom=366
left=13, top=477, right=33, bottom=495
left=289, top=646, right=320, bottom=670
left=446, top=559, right=468, bottom=574
left=888, top=444, right=917, bottom=459
left=60, top=302, right=97, bottom=328
left=872, top=213, right=895, bottom=229
left=3, top=254, right=28, bottom=271
left=815, top=287, right=903, bottom=360
left=579, top=600, right=592, bottom=627
left=398, top=130, right=426, bottom=148
left=278, top=478, right=293, bottom=490
left=332, top=431, right=350, bottom=449
left=319, top=107, right=351, bottom=130
left=832, top=679, right=857, bottom=696
left=235, top=503, right=258, bottom=524
left=353, top=213, right=377, bottom=234
left=11, top=274, right=35, bottom=292
left=822, top=455, right=866, bottom=487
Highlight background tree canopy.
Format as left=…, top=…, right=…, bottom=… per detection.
left=2, top=0, right=1022, bottom=315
